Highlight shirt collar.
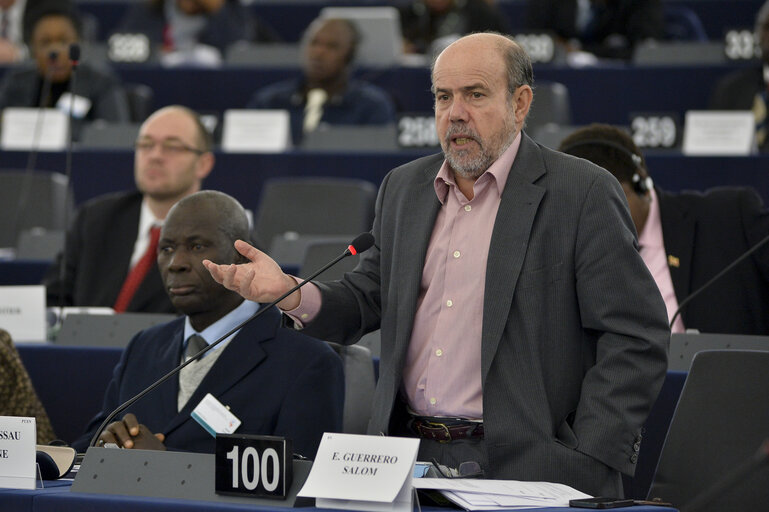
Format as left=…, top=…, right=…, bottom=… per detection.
left=183, top=300, right=260, bottom=354
left=433, top=132, right=521, bottom=204
left=138, top=198, right=164, bottom=237
left=638, top=187, right=664, bottom=249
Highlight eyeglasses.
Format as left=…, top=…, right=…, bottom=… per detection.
left=134, top=139, right=205, bottom=156
left=429, top=459, right=484, bottom=479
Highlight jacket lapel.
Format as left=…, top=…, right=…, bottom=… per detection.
left=657, top=189, right=695, bottom=302
left=482, top=135, right=545, bottom=383
left=392, top=160, right=442, bottom=372
left=162, top=306, right=275, bottom=435
left=154, top=321, right=185, bottom=425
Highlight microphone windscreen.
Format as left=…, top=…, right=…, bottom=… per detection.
left=68, top=44, right=80, bottom=62
left=349, top=233, right=375, bottom=255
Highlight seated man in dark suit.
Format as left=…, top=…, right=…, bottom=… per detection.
left=709, top=0, right=769, bottom=151
left=560, top=124, right=769, bottom=335
left=44, top=105, right=215, bottom=314
left=0, top=3, right=130, bottom=122
left=247, top=17, right=396, bottom=145
left=72, top=190, right=344, bottom=458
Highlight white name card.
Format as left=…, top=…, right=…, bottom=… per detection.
left=298, top=433, right=419, bottom=512
left=221, top=109, right=291, bottom=153
left=682, top=111, right=755, bottom=156
left=0, top=416, right=37, bottom=490
left=1, top=108, right=68, bottom=151
left=0, top=286, right=47, bottom=343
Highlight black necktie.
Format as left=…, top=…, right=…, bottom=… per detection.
left=185, top=334, right=208, bottom=360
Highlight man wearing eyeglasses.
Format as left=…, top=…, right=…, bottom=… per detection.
left=44, top=105, right=214, bottom=314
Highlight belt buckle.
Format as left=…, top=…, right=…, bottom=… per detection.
left=424, top=420, right=452, bottom=443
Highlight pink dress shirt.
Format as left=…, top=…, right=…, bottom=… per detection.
left=287, top=134, right=522, bottom=418
left=638, top=188, right=685, bottom=333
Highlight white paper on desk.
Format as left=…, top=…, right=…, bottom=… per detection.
left=414, top=478, right=591, bottom=510
left=0, top=285, right=46, bottom=342
left=1, top=108, right=68, bottom=150
left=0, top=416, right=37, bottom=490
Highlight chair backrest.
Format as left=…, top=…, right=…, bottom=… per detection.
left=16, top=343, right=124, bottom=444
left=648, top=350, right=769, bottom=510
left=225, top=42, right=301, bottom=68
left=125, top=84, right=155, bottom=123
left=663, top=5, right=708, bottom=42
left=15, top=228, right=65, bottom=261
left=298, top=237, right=360, bottom=280
left=668, top=332, right=769, bottom=371
left=318, top=7, right=403, bottom=67
left=0, top=170, right=74, bottom=248
left=301, top=125, right=399, bottom=152
left=56, top=312, right=178, bottom=348
left=78, top=122, right=141, bottom=149
left=326, top=342, right=376, bottom=434
left=527, top=82, right=572, bottom=136
left=531, top=123, right=582, bottom=150
left=254, top=177, right=377, bottom=257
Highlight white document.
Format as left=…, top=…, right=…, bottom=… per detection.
left=1, top=108, right=68, bottom=151
left=298, top=433, right=420, bottom=512
left=0, top=286, right=47, bottom=342
left=221, top=109, right=291, bottom=153
left=682, top=110, right=755, bottom=155
left=413, top=478, right=592, bottom=510
left=0, top=416, right=37, bottom=490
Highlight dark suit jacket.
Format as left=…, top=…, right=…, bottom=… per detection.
left=709, top=66, right=764, bottom=111
left=44, top=191, right=176, bottom=313
left=72, top=306, right=344, bottom=458
left=0, top=62, right=130, bottom=123
left=301, top=133, right=669, bottom=496
left=658, top=187, right=769, bottom=334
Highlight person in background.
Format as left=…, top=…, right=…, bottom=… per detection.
left=44, top=105, right=214, bottom=314
left=560, top=123, right=769, bottom=335
left=0, top=2, right=129, bottom=122
left=72, top=191, right=343, bottom=457
left=207, top=33, right=668, bottom=497
left=0, top=328, right=57, bottom=444
left=247, top=17, right=396, bottom=145
left=526, top=0, right=663, bottom=60
left=116, top=0, right=279, bottom=66
left=710, top=0, right=769, bottom=152
left=399, top=0, right=510, bottom=55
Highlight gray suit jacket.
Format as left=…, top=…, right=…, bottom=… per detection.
left=303, top=133, right=669, bottom=496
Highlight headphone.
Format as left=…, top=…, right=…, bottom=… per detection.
left=560, top=139, right=653, bottom=197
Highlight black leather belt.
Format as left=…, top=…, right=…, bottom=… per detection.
left=409, top=417, right=484, bottom=442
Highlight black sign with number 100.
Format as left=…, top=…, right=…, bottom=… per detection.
left=215, top=434, right=293, bottom=499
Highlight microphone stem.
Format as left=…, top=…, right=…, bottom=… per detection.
left=88, top=248, right=352, bottom=448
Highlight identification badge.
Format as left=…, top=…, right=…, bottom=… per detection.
left=56, top=92, right=92, bottom=119
left=191, top=393, right=241, bottom=437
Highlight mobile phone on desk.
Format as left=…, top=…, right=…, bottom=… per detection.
left=570, top=497, right=635, bottom=508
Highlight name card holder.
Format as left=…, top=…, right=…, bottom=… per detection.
left=0, top=286, right=46, bottom=343
left=0, top=416, right=37, bottom=490
left=72, top=447, right=312, bottom=507
left=0, top=108, right=68, bottom=151
left=298, top=433, right=420, bottom=512
left=682, top=111, right=755, bottom=156
left=221, top=109, right=291, bottom=153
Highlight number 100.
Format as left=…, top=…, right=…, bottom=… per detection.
left=226, top=446, right=280, bottom=491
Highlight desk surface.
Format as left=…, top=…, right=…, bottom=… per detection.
left=0, top=480, right=678, bottom=512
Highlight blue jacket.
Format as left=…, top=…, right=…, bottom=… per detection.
left=73, top=306, right=344, bottom=458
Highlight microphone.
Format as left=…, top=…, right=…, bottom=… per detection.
left=669, top=232, right=769, bottom=329
left=57, top=44, right=81, bottom=318
left=88, top=232, right=375, bottom=448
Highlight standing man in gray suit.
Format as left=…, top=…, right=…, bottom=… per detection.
left=205, top=32, right=669, bottom=497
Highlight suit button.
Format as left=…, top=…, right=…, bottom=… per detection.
left=633, top=442, right=641, bottom=452
left=630, top=453, right=638, bottom=463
